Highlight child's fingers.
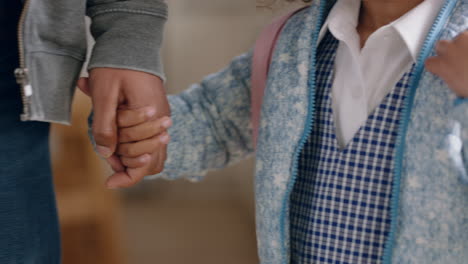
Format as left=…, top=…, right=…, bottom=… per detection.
left=117, top=107, right=157, bottom=128
left=425, top=40, right=452, bottom=76
left=105, top=171, right=138, bottom=189
left=117, top=132, right=170, bottom=158
left=119, top=116, right=172, bottom=143
left=106, top=154, right=126, bottom=172
left=106, top=150, right=167, bottom=189
left=453, top=31, right=468, bottom=45
left=108, top=167, right=157, bottom=188
left=121, top=154, right=151, bottom=168
left=106, top=143, right=168, bottom=189
left=425, top=56, right=459, bottom=92
left=105, top=166, right=149, bottom=189
left=425, top=56, right=450, bottom=77
left=126, top=149, right=167, bottom=179
left=425, top=56, right=442, bottom=74
left=435, top=40, right=452, bottom=56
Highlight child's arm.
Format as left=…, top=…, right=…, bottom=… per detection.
left=425, top=31, right=468, bottom=98
left=118, top=52, right=255, bottom=181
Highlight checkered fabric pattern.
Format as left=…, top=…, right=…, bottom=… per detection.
left=289, top=32, right=414, bottom=264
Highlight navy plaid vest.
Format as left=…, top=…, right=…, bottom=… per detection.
left=289, top=32, right=414, bottom=264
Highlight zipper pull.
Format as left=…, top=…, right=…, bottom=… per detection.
left=14, top=68, right=33, bottom=97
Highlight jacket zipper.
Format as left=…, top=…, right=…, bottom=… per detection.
left=382, top=0, right=459, bottom=263
left=279, top=0, right=458, bottom=262
left=279, top=0, right=329, bottom=263
left=15, top=0, right=32, bottom=121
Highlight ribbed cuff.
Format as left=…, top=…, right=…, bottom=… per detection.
left=87, top=2, right=167, bottom=80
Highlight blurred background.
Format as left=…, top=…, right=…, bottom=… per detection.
left=50, top=0, right=305, bottom=263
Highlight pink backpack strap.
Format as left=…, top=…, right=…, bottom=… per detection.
left=251, top=7, right=309, bottom=148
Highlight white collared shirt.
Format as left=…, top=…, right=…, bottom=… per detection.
left=318, top=0, right=444, bottom=148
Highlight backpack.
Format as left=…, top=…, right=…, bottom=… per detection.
left=251, top=7, right=309, bottom=147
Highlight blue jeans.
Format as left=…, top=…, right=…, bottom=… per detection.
left=0, top=58, right=60, bottom=264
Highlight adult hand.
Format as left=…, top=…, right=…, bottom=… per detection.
left=426, top=31, right=468, bottom=98
left=78, top=67, right=170, bottom=188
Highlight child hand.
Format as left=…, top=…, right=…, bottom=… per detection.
left=425, top=31, right=468, bottom=98
left=103, top=109, right=172, bottom=188
left=116, top=109, right=172, bottom=172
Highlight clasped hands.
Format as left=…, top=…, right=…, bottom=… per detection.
left=78, top=68, right=172, bottom=189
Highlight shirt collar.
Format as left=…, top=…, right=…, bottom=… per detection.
left=392, top=0, right=445, bottom=62
left=318, top=0, right=361, bottom=45
left=318, top=0, right=445, bottom=62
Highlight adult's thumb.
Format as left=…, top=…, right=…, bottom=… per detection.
left=91, top=80, right=120, bottom=159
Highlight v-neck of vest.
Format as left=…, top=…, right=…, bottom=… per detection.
left=328, top=66, right=414, bottom=153
left=314, top=34, right=416, bottom=153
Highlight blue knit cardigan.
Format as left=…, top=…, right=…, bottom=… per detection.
left=154, top=1, right=468, bottom=263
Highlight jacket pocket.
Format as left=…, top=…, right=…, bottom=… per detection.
left=447, top=122, right=468, bottom=183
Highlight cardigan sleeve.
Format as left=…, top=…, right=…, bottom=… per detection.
left=148, top=51, right=255, bottom=181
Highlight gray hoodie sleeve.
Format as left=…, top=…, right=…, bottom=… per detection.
left=86, top=0, right=168, bottom=80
